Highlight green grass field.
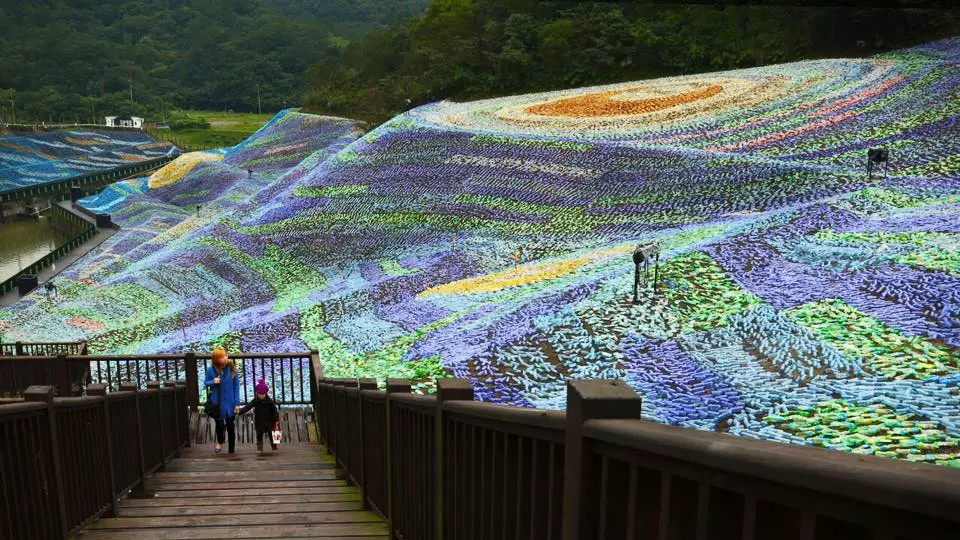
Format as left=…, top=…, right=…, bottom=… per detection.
left=152, top=111, right=276, bottom=151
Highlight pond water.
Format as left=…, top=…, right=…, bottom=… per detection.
left=0, top=216, right=70, bottom=282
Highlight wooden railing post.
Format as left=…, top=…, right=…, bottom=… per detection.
left=164, top=380, right=181, bottom=457
left=87, top=383, right=118, bottom=518
left=120, top=382, right=147, bottom=490
left=317, top=376, right=328, bottom=451
left=309, top=350, right=321, bottom=444
left=147, top=380, right=166, bottom=469
left=184, top=352, right=199, bottom=412
left=23, top=385, right=69, bottom=539
left=177, top=380, right=190, bottom=448
left=342, top=378, right=358, bottom=476
left=55, top=353, right=71, bottom=396
left=358, top=378, right=377, bottom=510
left=435, top=379, right=474, bottom=540
left=15, top=340, right=23, bottom=355
left=562, top=380, right=642, bottom=540
left=386, top=379, right=411, bottom=537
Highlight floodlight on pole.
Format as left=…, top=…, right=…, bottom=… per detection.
left=867, top=148, right=890, bottom=183
left=632, top=242, right=661, bottom=304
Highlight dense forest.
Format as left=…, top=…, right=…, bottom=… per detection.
left=304, top=0, right=960, bottom=123
left=1, top=0, right=958, bottom=126
left=0, top=0, right=428, bottom=124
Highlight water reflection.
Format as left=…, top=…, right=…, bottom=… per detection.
left=0, top=216, right=70, bottom=281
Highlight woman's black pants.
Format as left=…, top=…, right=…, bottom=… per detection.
left=215, top=415, right=236, bottom=453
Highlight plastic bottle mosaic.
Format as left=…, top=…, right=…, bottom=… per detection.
left=3, top=42, right=959, bottom=465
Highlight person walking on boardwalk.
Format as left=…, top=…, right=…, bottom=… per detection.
left=205, top=347, right=240, bottom=454
left=236, top=378, right=280, bottom=453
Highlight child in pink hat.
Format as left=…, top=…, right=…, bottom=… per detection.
left=236, top=379, right=280, bottom=453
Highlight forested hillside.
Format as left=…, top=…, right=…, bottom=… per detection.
left=0, top=0, right=428, bottom=123
left=304, top=0, right=960, bottom=123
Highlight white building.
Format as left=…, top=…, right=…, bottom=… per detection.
left=104, top=116, right=144, bottom=128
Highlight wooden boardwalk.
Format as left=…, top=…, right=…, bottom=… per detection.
left=74, top=442, right=388, bottom=538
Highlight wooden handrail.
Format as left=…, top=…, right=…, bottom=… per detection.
left=310, top=373, right=960, bottom=540
left=0, top=382, right=190, bottom=538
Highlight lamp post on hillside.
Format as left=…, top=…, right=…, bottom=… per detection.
left=256, top=84, right=262, bottom=115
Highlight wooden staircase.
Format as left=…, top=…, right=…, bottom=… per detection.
left=74, top=443, right=388, bottom=539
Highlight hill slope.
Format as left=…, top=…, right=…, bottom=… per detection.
left=3, top=40, right=960, bottom=465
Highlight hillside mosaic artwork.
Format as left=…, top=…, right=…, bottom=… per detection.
left=2, top=42, right=959, bottom=465
left=0, top=129, right=177, bottom=193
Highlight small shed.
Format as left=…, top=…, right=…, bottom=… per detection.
left=105, top=116, right=144, bottom=128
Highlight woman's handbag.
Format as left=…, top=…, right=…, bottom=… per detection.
left=204, top=386, right=220, bottom=419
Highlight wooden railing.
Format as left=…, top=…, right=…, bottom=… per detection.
left=0, top=350, right=315, bottom=408
left=311, top=373, right=960, bottom=540
left=0, top=340, right=88, bottom=356
left=0, top=381, right=189, bottom=539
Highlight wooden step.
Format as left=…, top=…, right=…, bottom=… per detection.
left=74, top=523, right=388, bottom=539
left=76, top=440, right=386, bottom=539
left=117, top=501, right=363, bottom=517
left=119, top=493, right=362, bottom=507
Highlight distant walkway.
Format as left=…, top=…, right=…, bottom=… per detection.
left=75, top=444, right=388, bottom=539
left=0, top=201, right=116, bottom=307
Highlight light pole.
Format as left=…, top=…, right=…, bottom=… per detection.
left=256, top=84, right=262, bottom=114
left=632, top=243, right=661, bottom=304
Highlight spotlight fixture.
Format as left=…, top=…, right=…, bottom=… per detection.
left=867, top=148, right=889, bottom=182
left=632, top=242, right=661, bottom=304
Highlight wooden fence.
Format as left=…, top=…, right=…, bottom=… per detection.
left=0, top=381, right=189, bottom=539
left=0, top=342, right=89, bottom=398
left=0, top=340, right=88, bottom=357
left=312, top=374, right=960, bottom=540
left=0, top=350, right=316, bottom=409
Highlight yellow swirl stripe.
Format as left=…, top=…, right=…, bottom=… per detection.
left=418, top=245, right=634, bottom=297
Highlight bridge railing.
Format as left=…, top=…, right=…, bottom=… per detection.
left=0, top=350, right=314, bottom=408
left=0, top=381, right=189, bottom=539
left=311, top=374, right=960, bottom=540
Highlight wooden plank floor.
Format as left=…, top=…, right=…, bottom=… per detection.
left=73, top=444, right=388, bottom=539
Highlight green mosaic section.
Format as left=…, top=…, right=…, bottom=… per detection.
left=897, top=249, right=960, bottom=276
left=196, top=238, right=326, bottom=312
left=813, top=229, right=953, bottom=247
left=767, top=400, right=960, bottom=465
left=294, top=184, right=369, bottom=198
left=787, top=299, right=958, bottom=380
left=379, top=259, right=418, bottom=277
left=298, top=304, right=458, bottom=392
left=661, top=251, right=763, bottom=333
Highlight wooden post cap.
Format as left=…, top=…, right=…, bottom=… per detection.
left=118, top=382, right=138, bottom=393
left=358, top=378, right=378, bottom=390
left=145, top=381, right=160, bottom=390
left=566, top=379, right=642, bottom=421
left=163, top=380, right=177, bottom=388
left=23, top=385, right=55, bottom=402
left=87, top=384, right=108, bottom=396
left=386, top=379, right=412, bottom=393
left=436, top=379, right=474, bottom=402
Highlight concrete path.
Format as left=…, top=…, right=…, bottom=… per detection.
left=0, top=201, right=117, bottom=307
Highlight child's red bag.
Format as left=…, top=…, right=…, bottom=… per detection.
left=271, top=421, right=282, bottom=445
